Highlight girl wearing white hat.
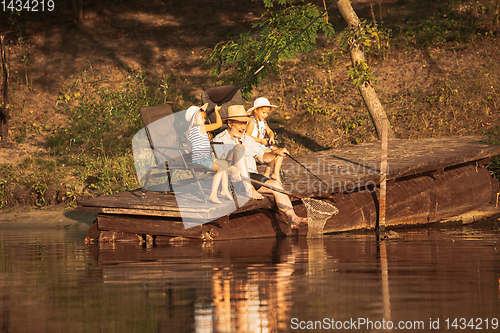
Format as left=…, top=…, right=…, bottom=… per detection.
left=245, top=97, right=282, bottom=181
left=185, top=103, right=233, bottom=204
left=246, top=97, right=278, bottom=148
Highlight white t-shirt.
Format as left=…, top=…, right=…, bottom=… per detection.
left=250, top=119, right=266, bottom=139
left=213, top=130, right=264, bottom=174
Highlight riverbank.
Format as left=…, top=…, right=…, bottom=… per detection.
left=0, top=205, right=96, bottom=230
left=0, top=0, right=499, bottom=211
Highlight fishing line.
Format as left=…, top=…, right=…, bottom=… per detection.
left=285, top=152, right=330, bottom=190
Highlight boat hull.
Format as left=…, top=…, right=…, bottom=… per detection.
left=319, top=163, right=499, bottom=233
left=85, top=163, right=499, bottom=242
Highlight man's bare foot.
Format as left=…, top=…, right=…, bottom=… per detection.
left=289, top=215, right=308, bottom=229
left=220, top=191, right=234, bottom=201
left=208, top=195, right=222, bottom=204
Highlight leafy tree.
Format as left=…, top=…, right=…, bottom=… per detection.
left=205, top=0, right=394, bottom=139
left=337, top=0, right=394, bottom=139
left=205, top=0, right=334, bottom=97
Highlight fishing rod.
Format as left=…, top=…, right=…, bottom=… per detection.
left=241, top=176, right=304, bottom=199
left=285, top=152, right=330, bottom=190
left=206, top=0, right=341, bottom=118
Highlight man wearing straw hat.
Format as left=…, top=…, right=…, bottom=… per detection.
left=213, top=105, right=307, bottom=229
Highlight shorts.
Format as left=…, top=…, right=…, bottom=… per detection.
left=233, top=172, right=269, bottom=192
left=249, top=172, right=270, bottom=190
left=192, top=156, right=216, bottom=169
left=256, top=143, right=268, bottom=151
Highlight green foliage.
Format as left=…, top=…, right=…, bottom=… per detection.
left=392, top=0, right=500, bottom=49
left=0, top=165, right=15, bottom=209
left=5, top=11, right=29, bottom=36
left=342, top=114, right=366, bottom=131
left=1, top=66, right=187, bottom=209
left=49, top=71, right=167, bottom=156
left=0, top=152, right=139, bottom=208
left=262, top=0, right=289, bottom=8
left=71, top=154, right=138, bottom=196
left=204, top=2, right=334, bottom=95
left=347, top=60, right=376, bottom=87
left=403, top=16, right=473, bottom=48
left=339, top=19, right=391, bottom=59
left=306, top=105, right=330, bottom=115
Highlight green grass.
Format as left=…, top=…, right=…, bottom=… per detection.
left=48, top=71, right=173, bottom=156
left=0, top=69, right=193, bottom=209
left=386, top=0, right=500, bottom=49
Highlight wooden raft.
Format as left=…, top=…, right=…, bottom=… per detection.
left=78, top=135, right=500, bottom=220
left=282, top=135, right=500, bottom=195
left=78, top=188, right=276, bottom=221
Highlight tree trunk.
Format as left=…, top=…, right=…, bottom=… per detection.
left=72, top=0, right=85, bottom=30
left=0, top=36, right=10, bottom=142
left=337, top=0, right=395, bottom=139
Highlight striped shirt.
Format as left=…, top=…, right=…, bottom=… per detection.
left=188, top=126, right=212, bottom=161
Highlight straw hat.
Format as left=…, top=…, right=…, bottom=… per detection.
left=246, top=97, right=278, bottom=115
left=224, top=105, right=253, bottom=122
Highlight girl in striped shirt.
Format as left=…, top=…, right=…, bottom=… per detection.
left=186, top=104, right=233, bottom=204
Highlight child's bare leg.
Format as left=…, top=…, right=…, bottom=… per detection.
left=261, top=149, right=274, bottom=178
left=217, top=160, right=233, bottom=200
left=270, top=155, right=284, bottom=182
left=261, top=151, right=282, bottom=182
left=264, top=165, right=272, bottom=178
left=208, top=161, right=223, bottom=204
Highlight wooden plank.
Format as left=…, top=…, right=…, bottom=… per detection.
left=282, top=136, right=500, bottom=195
left=322, top=164, right=498, bottom=233
left=97, top=213, right=203, bottom=238
left=379, top=118, right=389, bottom=231
left=79, top=188, right=276, bottom=218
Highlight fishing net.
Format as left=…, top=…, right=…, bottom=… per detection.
left=302, top=198, right=339, bottom=237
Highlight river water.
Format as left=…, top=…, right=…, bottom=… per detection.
left=1, top=215, right=500, bottom=332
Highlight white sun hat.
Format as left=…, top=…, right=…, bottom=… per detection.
left=185, top=103, right=209, bottom=129
left=246, top=97, right=278, bottom=115
left=185, top=103, right=209, bottom=122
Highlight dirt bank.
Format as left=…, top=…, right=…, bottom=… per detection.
left=0, top=206, right=96, bottom=229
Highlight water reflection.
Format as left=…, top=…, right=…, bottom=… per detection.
left=1, top=218, right=500, bottom=332
left=201, top=241, right=301, bottom=332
